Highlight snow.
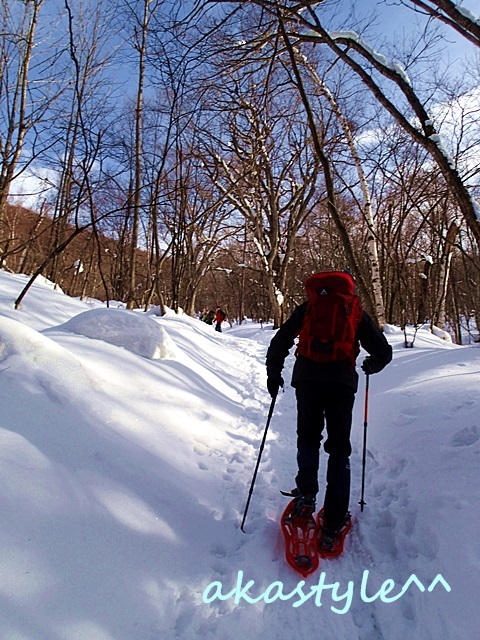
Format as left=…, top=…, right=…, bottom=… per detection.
left=328, top=31, right=412, bottom=85
left=472, top=198, right=480, bottom=221
left=274, top=286, right=284, bottom=307
left=429, top=133, right=457, bottom=169
left=431, top=325, right=453, bottom=342
left=51, top=308, right=179, bottom=360
left=0, top=269, right=479, bottom=639
left=456, top=4, right=480, bottom=27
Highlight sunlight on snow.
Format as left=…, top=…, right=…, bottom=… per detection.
left=90, top=486, right=178, bottom=540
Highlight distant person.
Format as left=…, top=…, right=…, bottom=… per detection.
left=266, top=271, right=392, bottom=551
left=202, top=309, right=215, bottom=325
left=215, top=306, right=226, bottom=332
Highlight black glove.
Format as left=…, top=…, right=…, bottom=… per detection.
left=267, top=371, right=284, bottom=398
left=361, top=357, right=380, bottom=375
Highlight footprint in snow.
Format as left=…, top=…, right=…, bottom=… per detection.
left=229, top=451, right=245, bottom=464
left=450, top=425, right=479, bottom=448
left=222, top=468, right=237, bottom=482
left=210, top=543, right=227, bottom=558
left=210, top=559, right=230, bottom=576
left=400, top=505, right=417, bottom=537
left=388, top=457, right=409, bottom=479
left=391, top=412, right=417, bottom=427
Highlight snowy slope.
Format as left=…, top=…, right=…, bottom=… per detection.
left=0, top=270, right=478, bottom=640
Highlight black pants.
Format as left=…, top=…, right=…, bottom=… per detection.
left=295, top=381, right=355, bottom=529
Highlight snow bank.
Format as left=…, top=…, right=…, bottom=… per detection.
left=52, top=308, right=178, bottom=360
left=0, top=270, right=94, bottom=330
left=431, top=325, right=453, bottom=342
left=0, top=315, right=95, bottom=402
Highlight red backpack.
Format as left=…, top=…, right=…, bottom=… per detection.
left=296, top=271, right=362, bottom=367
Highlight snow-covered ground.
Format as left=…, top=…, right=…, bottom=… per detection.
left=0, top=270, right=478, bottom=640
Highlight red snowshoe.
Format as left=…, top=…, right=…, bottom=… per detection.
left=281, top=498, right=319, bottom=577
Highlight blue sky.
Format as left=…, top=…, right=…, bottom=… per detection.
left=342, top=0, right=479, bottom=63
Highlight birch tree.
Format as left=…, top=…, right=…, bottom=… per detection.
left=298, top=59, right=386, bottom=324
left=123, top=0, right=148, bottom=308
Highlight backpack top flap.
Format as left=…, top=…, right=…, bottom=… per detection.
left=304, top=271, right=356, bottom=302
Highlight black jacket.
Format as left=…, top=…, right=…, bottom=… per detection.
left=266, top=302, right=392, bottom=392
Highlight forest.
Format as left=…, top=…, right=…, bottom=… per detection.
left=1, top=0, right=479, bottom=342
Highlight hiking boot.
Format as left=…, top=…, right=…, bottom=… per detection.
left=290, top=494, right=316, bottom=520
left=318, top=527, right=337, bottom=552
left=319, top=513, right=351, bottom=552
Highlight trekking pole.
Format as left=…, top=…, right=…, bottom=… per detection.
left=241, top=395, right=277, bottom=532
left=359, top=374, right=370, bottom=512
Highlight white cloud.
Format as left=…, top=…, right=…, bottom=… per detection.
left=9, top=165, right=58, bottom=212
left=355, top=87, right=480, bottom=186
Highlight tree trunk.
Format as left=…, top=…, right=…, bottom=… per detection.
left=127, top=0, right=150, bottom=309
left=434, top=221, right=459, bottom=329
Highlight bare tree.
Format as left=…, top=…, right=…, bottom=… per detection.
left=435, top=220, right=457, bottom=328
left=198, top=63, right=322, bottom=327
left=366, top=122, right=467, bottom=334
left=0, top=0, right=46, bottom=262
left=43, top=0, right=118, bottom=288
left=122, top=0, right=155, bottom=309
left=299, top=58, right=386, bottom=324
left=213, top=1, right=480, bottom=251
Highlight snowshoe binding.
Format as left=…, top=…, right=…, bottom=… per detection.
left=291, top=493, right=316, bottom=520
left=317, top=508, right=352, bottom=558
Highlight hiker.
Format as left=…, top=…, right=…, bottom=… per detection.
left=265, top=271, right=392, bottom=551
left=202, top=309, right=215, bottom=325
left=215, top=306, right=226, bottom=332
